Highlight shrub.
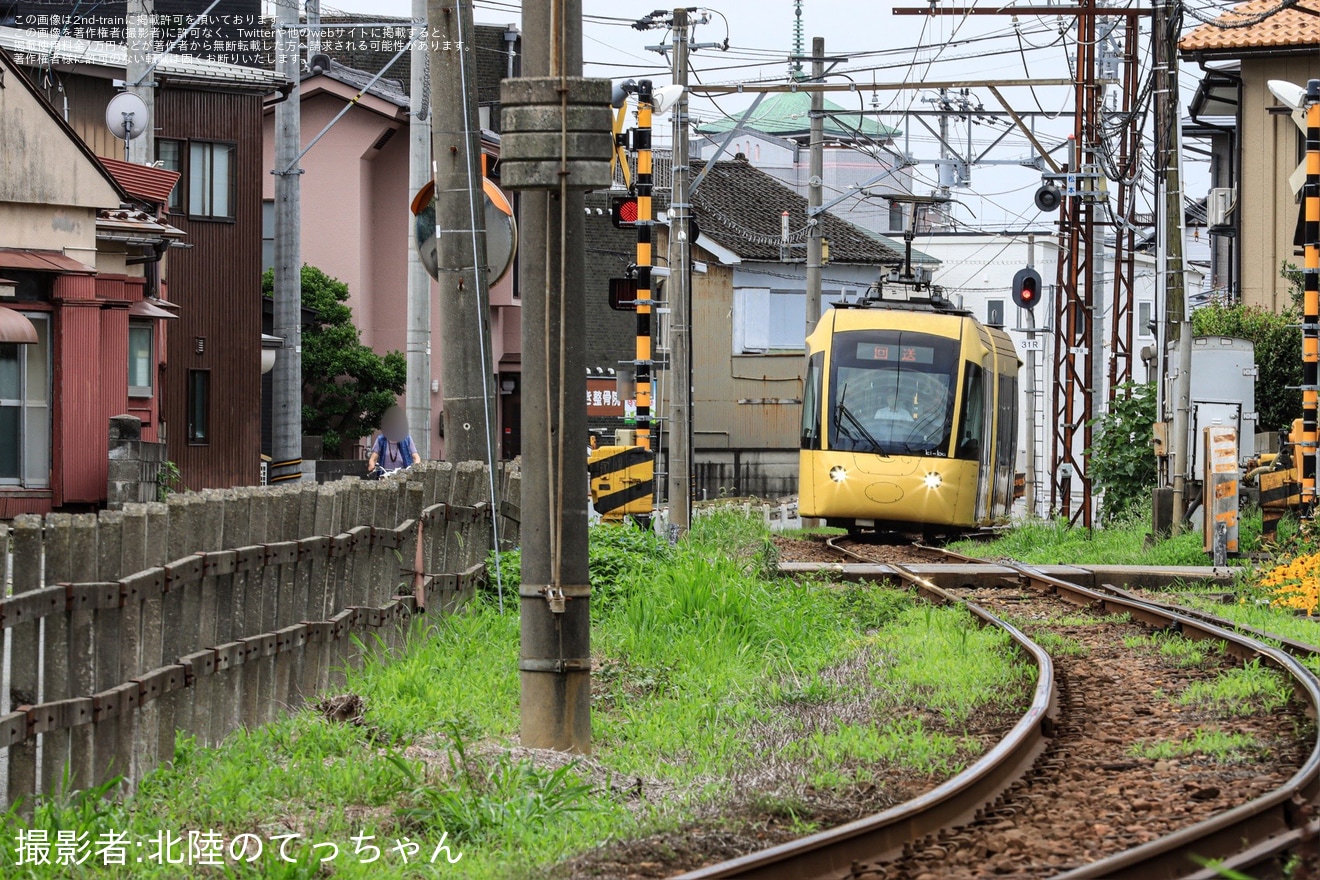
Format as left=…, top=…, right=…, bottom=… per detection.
left=1088, top=381, right=1157, bottom=522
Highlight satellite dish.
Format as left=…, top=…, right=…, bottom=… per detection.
left=410, top=180, right=519, bottom=286
left=309, top=53, right=332, bottom=76
left=106, top=92, right=149, bottom=140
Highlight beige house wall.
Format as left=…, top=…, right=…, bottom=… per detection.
left=0, top=60, right=119, bottom=230
left=0, top=203, right=99, bottom=254
left=1239, top=56, right=1320, bottom=311
left=657, top=227, right=805, bottom=452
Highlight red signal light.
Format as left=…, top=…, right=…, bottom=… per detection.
left=611, top=196, right=639, bottom=228
left=1012, top=267, right=1043, bottom=310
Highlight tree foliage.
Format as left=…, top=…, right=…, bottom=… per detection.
left=262, top=266, right=406, bottom=457
left=1088, top=381, right=1157, bottom=523
left=1191, top=268, right=1301, bottom=435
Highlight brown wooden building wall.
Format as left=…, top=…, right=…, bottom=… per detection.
left=11, top=58, right=272, bottom=498
left=156, top=88, right=264, bottom=490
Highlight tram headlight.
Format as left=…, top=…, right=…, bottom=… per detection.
left=923, top=472, right=943, bottom=490
left=829, top=466, right=848, bottom=483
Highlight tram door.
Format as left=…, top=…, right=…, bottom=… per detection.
left=960, top=357, right=995, bottom=523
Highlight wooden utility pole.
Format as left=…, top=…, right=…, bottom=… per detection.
left=429, top=0, right=496, bottom=463
left=667, top=8, right=692, bottom=537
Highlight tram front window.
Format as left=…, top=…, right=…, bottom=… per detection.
left=828, top=329, right=957, bottom=456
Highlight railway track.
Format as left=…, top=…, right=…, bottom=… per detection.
left=675, top=543, right=1320, bottom=880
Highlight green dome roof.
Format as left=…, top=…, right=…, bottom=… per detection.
left=695, top=91, right=900, bottom=141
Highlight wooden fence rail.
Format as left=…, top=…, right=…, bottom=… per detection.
left=0, top=461, right=520, bottom=811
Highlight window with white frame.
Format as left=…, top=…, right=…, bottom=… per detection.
left=734, top=288, right=807, bottom=353
left=155, top=139, right=184, bottom=213
left=0, top=313, right=51, bottom=488
left=128, top=321, right=154, bottom=397
left=1137, top=301, right=1154, bottom=338
left=889, top=203, right=906, bottom=233
left=189, top=141, right=235, bottom=218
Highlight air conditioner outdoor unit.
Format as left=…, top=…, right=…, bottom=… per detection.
left=1208, top=187, right=1237, bottom=228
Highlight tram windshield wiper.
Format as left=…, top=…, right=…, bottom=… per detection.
left=834, top=398, right=889, bottom=457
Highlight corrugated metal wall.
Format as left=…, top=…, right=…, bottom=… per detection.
left=96, top=303, right=131, bottom=495
left=52, top=276, right=103, bottom=503
left=156, top=89, right=264, bottom=490
left=37, top=74, right=120, bottom=160
left=690, top=261, right=804, bottom=452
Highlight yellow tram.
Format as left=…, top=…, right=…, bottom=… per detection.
left=798, top=302, right=1021, bottom=536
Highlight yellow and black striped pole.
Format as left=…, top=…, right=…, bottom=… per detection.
left=635, top=80, right=654, bottom=454
left=1304, top=81, right=1320, bottom=514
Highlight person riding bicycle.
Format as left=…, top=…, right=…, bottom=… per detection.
left=367, top=406, right=421, bottom=477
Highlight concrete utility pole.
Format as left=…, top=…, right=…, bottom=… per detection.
left=429, top=0, right=495, bottom=463
left=270, top=0, right=304, bottom=483
left=306, top=0, right=321, bottom=57
left=125, top=0, right=154, bottom=165
left=1155, top=0, right=1192, bottom=533
left=668, top=8, right=692, bottom=537
left=805, top=37, right=825, bottom=335
left=509, top=1, right=593, bottom=753
left=408, top=0, right=432, bottom=458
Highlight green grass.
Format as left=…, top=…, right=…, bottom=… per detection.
left=950, top=509, right=1264, bottom=567
left=1176, top=659, right=1293, bottom=717
left=1124, top=631, right=1224, bottom=668
left=1163, top=591, right=1320, bottom=648
left=1032, top=631, right=1091, bottom=657
left=778, top=525, right=847, bottom=540
left=790, top=717, right=972, bottom=784
left=0, top=511, right=1031, bottom=879
left=1128, top=729, right=1265, bottom=763
left=870, top=604, right=1033, bottom=726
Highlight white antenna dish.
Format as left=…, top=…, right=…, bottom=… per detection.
left=106, top=92, right=149, bottom=141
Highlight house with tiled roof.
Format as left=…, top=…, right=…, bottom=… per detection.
left=0, top=46, right=196, bottom=515
left=583, top=155, right=936, bottom=499
left=1180, top=0, right=1320, bottom=311
left=1, top=26, right=287, bottom=507
left=693, top=92, right=913, bottom=238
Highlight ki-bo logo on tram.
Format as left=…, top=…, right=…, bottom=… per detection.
left=9, top=829, right=463, bottom=868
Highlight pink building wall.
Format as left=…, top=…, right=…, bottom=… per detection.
left=263, top=78, right=520, bottom=459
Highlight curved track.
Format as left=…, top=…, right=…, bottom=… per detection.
left=675, top=545, right=1320, bottom=880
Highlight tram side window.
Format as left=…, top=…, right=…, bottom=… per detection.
left=958, top=363, right=985, bottom=460
left=801, top=353, right=823, bottom=449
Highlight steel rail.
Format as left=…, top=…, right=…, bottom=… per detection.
left=673, top=557, right=1060, bottom=880
left=696, top=545, right=1320, bottom=879
left=926, top=544, right=1320, bottom=662
left=1003, top=562, right=1320, bottom=880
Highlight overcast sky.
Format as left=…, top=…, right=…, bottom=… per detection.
left=302, top=1, right=1216, bottom=229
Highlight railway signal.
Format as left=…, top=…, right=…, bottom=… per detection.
left=611, top=194, right=639, bottom=228
left=1012, top=267, right=1042, bottom=310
